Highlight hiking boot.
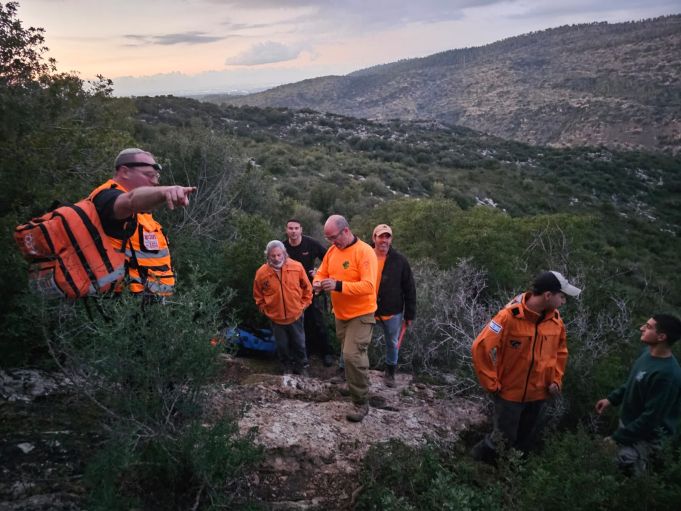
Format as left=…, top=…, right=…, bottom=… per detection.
left=329, top=368, right=346, bottom=384
left=346, top=402, right=369, bottom=422
left=322, top=354, right=335, bottom=367
left=384, top=364, right=396, bottom=388
left=293, top=364, right=310, bottom=377
left=471, top=439, right=497, bottom=465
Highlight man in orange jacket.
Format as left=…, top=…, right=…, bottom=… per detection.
left=314, top=215, right=378, bottom=422
left=254, top=240, right=312, bottom=375
left=471, top=270, right=581, bottom=462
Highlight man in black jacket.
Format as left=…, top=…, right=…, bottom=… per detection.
left=284, top=219, right=334, bottom=366
left=372, top=224, right=416, bottom=387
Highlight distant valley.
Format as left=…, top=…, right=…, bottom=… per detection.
left=202, top=16, right=681, bottom=153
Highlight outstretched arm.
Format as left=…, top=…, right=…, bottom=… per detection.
left=113, top=185, right=197, bottom=219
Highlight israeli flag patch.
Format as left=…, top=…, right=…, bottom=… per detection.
left=489, top=320, right=502, bottom=334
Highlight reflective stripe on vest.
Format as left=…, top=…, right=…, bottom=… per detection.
left=125, top=248, right=170, bottom=259
left=89, top=179, right=175, bottom=296
left=127, top=213, right=174, bottom=295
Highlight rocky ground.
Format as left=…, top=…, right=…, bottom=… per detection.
left=210, top=354, right=486, bottom=510
left=1, top=358, right=486, bottom=510
left=0, top=370, right=95, bottom=511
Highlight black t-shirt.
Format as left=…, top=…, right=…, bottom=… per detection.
left=92, top=188, right=136, bottom=240
left=284, top=235, right=327, bottom=279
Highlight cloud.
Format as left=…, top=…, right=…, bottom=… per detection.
left=222, top=21, right=272, bottom=30
left=211, top=1, right=500, bottom=28
left=501, top=0, right=678, bottom=20
left=211, top=0, right=325, bottom=7
left=220, top=13, right=317, bottom=32
left=225, top=41, right=302, bottom=65
left=125, top=31, right=226, bottom=46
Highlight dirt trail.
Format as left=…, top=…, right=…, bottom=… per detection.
left=209, top=354, right=486, bottom=510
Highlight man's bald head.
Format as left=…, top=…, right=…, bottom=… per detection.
left=324, top=215, right=349, bottom=232
left=324, top=215, right=352, bottom=248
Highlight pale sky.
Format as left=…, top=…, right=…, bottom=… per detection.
left=17, top=0, right=680, bottom=96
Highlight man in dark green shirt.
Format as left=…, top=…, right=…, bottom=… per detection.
left=595, top=313, right=681, bottom=475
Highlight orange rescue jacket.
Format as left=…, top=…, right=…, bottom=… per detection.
left=471, top=293, right=568, bottom=402
left=253, top=258, right=312, bottom=325
left=89, top=180, right=175, bottom=296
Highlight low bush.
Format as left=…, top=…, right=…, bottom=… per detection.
left=46, top=278, right=262, bottom=509
left=356, top=439, right=503, bottom=510
left=357, top=431, right=681, bottom=511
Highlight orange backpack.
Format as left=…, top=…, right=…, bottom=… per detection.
left=14, top=200, right=126, bottom=299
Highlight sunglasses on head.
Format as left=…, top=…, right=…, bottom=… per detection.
left=118, top=162, right=162, bottom=171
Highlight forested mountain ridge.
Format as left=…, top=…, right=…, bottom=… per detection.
left=136, top=97, right=680, bottom=231
left=209, top=15, right=681, bottom=153
left=131, top=95, right=681, bottom=307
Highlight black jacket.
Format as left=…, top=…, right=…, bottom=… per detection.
left=376, top=247, right=416, bottom=321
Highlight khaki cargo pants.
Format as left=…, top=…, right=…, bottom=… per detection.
left=336, top=313, right=375, bottom=404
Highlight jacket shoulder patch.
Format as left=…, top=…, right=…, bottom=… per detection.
left=489, top=320, right=503, bottom=334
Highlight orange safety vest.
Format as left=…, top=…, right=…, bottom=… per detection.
left=89, top=180, right=175, bottom=296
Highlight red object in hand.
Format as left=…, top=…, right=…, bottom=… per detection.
left=397, top=321, right=408, bottom=349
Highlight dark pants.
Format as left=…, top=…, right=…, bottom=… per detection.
left=272, top=316, right=307, bottom=371
left=615, top=420, right=661, bottom=476
left=304, top=294, right=332, bottom=357
left=474, top=395, right=547, bottom=460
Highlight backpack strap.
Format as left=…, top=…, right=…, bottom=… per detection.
left=67, top=203, right=116, bottom=273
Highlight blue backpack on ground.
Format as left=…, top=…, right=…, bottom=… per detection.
left=226, top=326, right=277, bottom=353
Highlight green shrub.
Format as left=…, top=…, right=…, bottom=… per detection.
left=356, top=440, right=503, bottom=511
left=515, top=430, right=681, bottom=511
left=219, top=212, right=276, bottom=327
left=85, top=417, right=262, bottom=510
left=358, top=433, right=681, bottom=511
left=47, top=278, right=262, bottom=509
left=514, top=429, right=620, bottom=510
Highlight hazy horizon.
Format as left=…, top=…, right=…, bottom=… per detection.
left=17, top=0, right=680, bottom=97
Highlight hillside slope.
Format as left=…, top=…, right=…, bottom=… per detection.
left=215, top=16, right=681, bottom=152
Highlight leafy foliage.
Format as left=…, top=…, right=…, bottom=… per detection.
left=356, top=440, right=503, bottom=510
left=50, top=279, right=262, bottom=509
left=357, top=431, right=681, bottom=511
left=0, top=1, right=53, bottom=86
left=219, top=212, right=277, bottom=327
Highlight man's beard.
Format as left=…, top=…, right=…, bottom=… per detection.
left=269, top=258, right=285, bottom=269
